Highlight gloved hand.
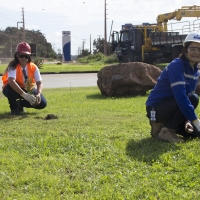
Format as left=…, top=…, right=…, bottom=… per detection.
left=185, top=120, right=193, bottom=133
left=21, top=92, right=36, bottom=105
left=192, top=118, right=200, bottom=132
left=35, top=93, right=41, bottom=104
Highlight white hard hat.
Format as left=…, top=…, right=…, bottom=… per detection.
left=183, top=32, right=200, bottom=46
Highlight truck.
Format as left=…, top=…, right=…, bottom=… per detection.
left=111, top=5, right=200, bottom=64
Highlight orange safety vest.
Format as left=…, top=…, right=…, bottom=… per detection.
left=2, top=62, right=37, bottom=90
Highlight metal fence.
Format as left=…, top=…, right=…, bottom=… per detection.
left=0, top=58, right=12, bottom=64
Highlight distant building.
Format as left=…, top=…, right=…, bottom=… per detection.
left=62, top=31, right=71, bottom=62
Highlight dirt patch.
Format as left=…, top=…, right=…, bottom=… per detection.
left=44, top=114, right=58, bottom=120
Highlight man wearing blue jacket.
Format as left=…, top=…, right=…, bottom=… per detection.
left=146, top=32, right=200, bottom=143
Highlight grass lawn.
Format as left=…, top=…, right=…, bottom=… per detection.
left=0, top=63, right=106, bottom=75
left=0, top=87, right=200, bottom=199
left=39, top=63, right=105, bottom=73
left=0, top=62, right=168, bottom=75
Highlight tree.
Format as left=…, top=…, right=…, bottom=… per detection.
left=93, top=38, right=111, bottom=55
left=0, top=27, right=57, bottom=58
left=93, top=38, right=104, bottom=54
left=57, top=48, right=62, bottom=60
left=82, top=48, right=90, bottom=57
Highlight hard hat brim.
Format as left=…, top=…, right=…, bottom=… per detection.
left=18, top=51, right=31, bottom=54
left=183, top=40, right=200, bottom=46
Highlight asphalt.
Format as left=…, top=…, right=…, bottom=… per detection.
left=0, top=72, right=98, bottom=89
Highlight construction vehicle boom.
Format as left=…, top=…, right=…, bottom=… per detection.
left=111, top=5, right=200, bottom=64
left=157, top=5, right=200, bottom=31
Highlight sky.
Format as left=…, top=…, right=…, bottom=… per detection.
left=0, top=0, right=200, bottom=55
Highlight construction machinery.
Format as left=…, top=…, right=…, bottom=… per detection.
left=111, top=5, right=200, bottom=63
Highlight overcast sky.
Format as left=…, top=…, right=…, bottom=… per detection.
left=0, top=0, right=199, bottom=55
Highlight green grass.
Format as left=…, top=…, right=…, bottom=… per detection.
left=1, top=87, right=200, bottom=199
left=0, top=63, right=106, bottom=75
left=155, top=63, right=168, bottom=70
left=40, top=63, right=105, bottom=73
left=0, top=62, right=167, bottom=75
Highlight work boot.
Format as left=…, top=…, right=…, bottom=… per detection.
left=158, top=127, right=184, bottom=143
left=11, top=109, right=21, bottom=116
left=19, top=107, right=26, bottom=113
left=149, top=121, right=164, bottom=138
left=16, top=100, right=26, bottom=113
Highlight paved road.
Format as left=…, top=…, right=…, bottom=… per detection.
left=0, top=73, right=98, bottom=89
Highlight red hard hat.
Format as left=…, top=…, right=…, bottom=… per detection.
left=16, top=42, right=31, bottom=54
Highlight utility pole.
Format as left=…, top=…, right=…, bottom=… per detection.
left=82, top=39, right=86, bottom=51
left=10, top=36, right=12, bottom=58
left=22, top=7, right=25, bottom=41
left=90, top=34, right=91, bottom=54
left=78, top=46, right=82, bottom=56
left=82, top=39, right=86, bottom=56
left=17, top=21, right=23, bottom=43
left=77, top=47, right=80, bottom=56
left=104, top=0, right=107, bottom=56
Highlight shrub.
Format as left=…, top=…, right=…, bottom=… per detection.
left=32, top=57, right=44, bottom=69
left=104, top=54, right=118, bottom=64
left=77, top=57, right=89, bottom=64
left=77, top=53, right=118, bottom=64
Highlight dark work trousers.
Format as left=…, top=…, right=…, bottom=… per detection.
left=146, top=93, right=200, bottom=138
left=3, top=84, right=47, bottom=110
left=117, top=56, right=123, bottom=63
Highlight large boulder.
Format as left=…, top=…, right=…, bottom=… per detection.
left=97, top=62, right=162, bottom=96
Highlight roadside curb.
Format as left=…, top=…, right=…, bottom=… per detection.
left=40, top=71, right=99, bottom=74
left=0, top=71, right=99, bottom=76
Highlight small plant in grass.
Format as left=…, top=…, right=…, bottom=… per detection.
left=25, top=77, right=34, bottom=94
left=32, top=57, right=44, bottom=69
left=25, top=77, right=38, bottom=105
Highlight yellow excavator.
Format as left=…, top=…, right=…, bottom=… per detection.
left=111, top=5, right=200, bottom=63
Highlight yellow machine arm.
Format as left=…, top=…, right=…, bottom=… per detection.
left=157, top=5, right=200, bottom=31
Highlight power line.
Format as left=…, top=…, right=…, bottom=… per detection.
left=97, top=35, right=102, bottom=39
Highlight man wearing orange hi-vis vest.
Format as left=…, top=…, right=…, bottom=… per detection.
left=2, top=42, right=47, bottom=115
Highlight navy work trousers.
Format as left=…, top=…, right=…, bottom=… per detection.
left=146, top=93, right=199, bottom=138
left=3, top=84, right=47, bottom=110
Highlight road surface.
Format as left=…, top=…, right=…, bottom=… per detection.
left=0, top=73, right=98, bottom=89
